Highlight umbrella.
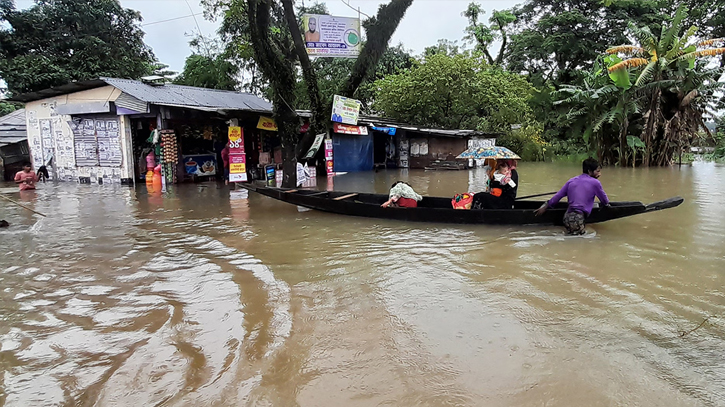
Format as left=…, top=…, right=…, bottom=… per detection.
left=456, top=146, right=521, bottom=160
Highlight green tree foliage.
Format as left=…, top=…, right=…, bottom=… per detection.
left=463, top=3, right=515, bottom=66
left=174, top=55, right=238, bottom=91
left=0, top=101, right=20, bottom=116
left=205, top=0, right=413, bottom=186
left=0, top=0, right=156, bottom=96
left=295, top=44, right=416, bottom=111
left=175, top=37, right=238, bottom=91
left=605, top=5, right=725, bottom=166
left=504, top=0, right=664, bottom=84
left=422, top=39, right=466, bottom=58
left=372, top=53, right=536, bottom=133
left=554, top=5, right=725, bottom=166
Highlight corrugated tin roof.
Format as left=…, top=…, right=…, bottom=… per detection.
left=5, top=80, right=108, bottom=103
left=0, top=109, right=26, bottom=129
left=0, top=109, right=27, bottom=146
left=5, top=78, right=274, bottom=114
left=101, top=78, right=273, bottom=113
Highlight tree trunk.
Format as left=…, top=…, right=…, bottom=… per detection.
left=495, top=32, right=507, bottom=66
left=246, top=0, right=300, bottom=187
left=281, top=143, right=297, bottom=188
left=280, top=0, right=327, bottom=158
left=618, top=117, right=629, bottom=167
left=642, top=88, right=660, bottom=166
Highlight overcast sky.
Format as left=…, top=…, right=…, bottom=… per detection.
left=15, top=0, right=522, bottom=73
left=134, top=0, right=521, bottom=72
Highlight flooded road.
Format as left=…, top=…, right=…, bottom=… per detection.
left=1, top=162, right=724, bottom=406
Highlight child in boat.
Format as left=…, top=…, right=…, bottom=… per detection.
left=381, top=181, right=422, bottom=208
left=472, top=161, right=518, bottom=209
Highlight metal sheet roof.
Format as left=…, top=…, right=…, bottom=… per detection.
left=5, top=78, right=274, bottom=114
left=5, top=80, right=108, bottom=103
left=0, top=109, right=27, bottom=128
left=0, top=109, right=27, bottom=146
left=101, top=78, right=273, bottom=113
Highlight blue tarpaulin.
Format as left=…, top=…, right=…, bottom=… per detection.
left=332, top=134, right=373, bottom=172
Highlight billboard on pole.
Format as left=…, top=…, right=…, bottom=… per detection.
left=303, top=14, right=361, bottom=58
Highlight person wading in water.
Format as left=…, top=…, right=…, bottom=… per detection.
left=535, top=158, right=610, bottom=235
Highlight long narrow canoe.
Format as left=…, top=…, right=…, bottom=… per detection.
left=239, top=184, right=684, bottom=225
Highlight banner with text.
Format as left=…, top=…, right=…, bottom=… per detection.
left=333, top=123, right=368, bottom=135
left=303, top=14, right=361, bottom=58
left=303, top=133, right=326, bottom=159
left=228, top=126, right=248, bottom=182
left=324, top=139, right=334, bottom=176
left=331, top=95, right=362, bottom=125
left=257, top=116, right=278, bottom=131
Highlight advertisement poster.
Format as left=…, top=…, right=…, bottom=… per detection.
left=324, top=139, right=334, bottom=176
left=331, top=95, right=362, bottom=125
left=333, top=123, right=368, bottom=135
left=303, top=14, right=361, bottom=58
left=183, top=154, right=217, bottom=176
left=303, top=133, right=326, bottom=159
left=228, top=126, right=248, bottom=182
left=257, top=116, right=278, bottom=131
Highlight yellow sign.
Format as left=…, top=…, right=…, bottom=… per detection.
left=228, top=126, right=242, bottom=143
left=230, top=163, right=246, bottom=173
left=257, top=116, right=278, bottom=131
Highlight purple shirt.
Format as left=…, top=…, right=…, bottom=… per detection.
left=547, top=174, right=610, bottom=215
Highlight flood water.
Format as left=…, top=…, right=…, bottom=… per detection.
left=1, top=162, right=724, bottom=406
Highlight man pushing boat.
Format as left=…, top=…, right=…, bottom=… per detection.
left=535, top=158, right=611, bottom=235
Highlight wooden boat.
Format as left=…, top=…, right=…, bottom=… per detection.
left=239, top=184, right=684, bottom=225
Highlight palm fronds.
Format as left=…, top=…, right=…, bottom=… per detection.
left=634, top=61, right=657, bottom=87
left=659, top=4, right=688, bottom=54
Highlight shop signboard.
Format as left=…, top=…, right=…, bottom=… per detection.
left=303, top=133, right=326, bottom=159
left=331, top=95, right=361, bottom=125
left=228, top=126, right=248, bottom=182
left=183, top=154, right=217, bottom=177
left=333, top=123, right=368, bottom=135
left=303, top=14, right=361, bottom=58
left=257, top=116, right=278, bottom=131
left=324, top=139, right=334, bottom=176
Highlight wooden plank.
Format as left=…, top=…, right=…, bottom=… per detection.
left=283, top=189, right=298, bottom=193
left=333, top=193, right=358, bottom=201
left=307, top=191, right=328, bottom=197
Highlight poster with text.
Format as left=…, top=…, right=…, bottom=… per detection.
left=228, top=126, right=248, bottom=182
left=331, top=95, right=362, bottom=125
left=303, top=14, right=361, bottom=58
left=324, top=139, right=334, bottom=176
left=303, top=133, right=326, bottom=159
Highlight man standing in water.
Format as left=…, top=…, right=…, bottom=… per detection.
left=535, top=158, right=610, bottom=235
left=14, top=162, right=38, bottom=191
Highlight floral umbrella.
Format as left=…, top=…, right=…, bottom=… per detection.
left=456, top=146, right=521, bottom=160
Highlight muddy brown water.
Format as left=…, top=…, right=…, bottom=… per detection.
left=0, top=162, right=723, bottom=406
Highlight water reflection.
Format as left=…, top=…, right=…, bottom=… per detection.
left=0, top=163, right=723, bottom=406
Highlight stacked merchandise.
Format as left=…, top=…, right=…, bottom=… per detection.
left=160, top=130, right=178, bottom=183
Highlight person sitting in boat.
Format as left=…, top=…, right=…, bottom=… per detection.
left=381, top=181, right=422, bottom=208
left=502, top=159, right=519, bottom=198
left=534, top=157, right=610, bottom=235
left=472, top=161, right=518, bottom=209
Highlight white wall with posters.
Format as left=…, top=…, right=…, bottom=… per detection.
left=24, top=86, right=135, bottom=184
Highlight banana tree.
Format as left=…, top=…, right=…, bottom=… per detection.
left=605, top=4, right=725, bottom=166
left=553, top=59, right=622, bottom=164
